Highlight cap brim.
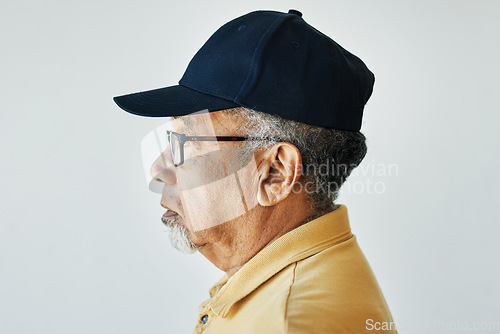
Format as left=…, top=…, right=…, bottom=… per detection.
left=113, top=84, right=240, bottom=117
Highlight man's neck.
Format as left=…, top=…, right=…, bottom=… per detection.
left=199, top=198, right=334, bottom=278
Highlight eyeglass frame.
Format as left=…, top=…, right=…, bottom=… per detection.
left=166, top=130, right=269, bottom=167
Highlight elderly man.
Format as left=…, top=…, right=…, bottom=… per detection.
left=114, top=9, right=396, bottom=334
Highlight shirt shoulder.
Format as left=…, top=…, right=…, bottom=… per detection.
left=285, top=235, right=397, bottom=333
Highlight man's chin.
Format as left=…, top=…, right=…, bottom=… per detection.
left=161, top=217, right=201, bottom=254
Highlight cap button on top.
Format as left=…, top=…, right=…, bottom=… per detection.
left=288, top=9, right=302, bottom=17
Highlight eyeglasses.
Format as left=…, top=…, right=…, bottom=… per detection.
left=166, top=130, right=267, bottom=167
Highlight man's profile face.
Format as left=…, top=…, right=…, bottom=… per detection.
left=149, top=110, right=259, bottom=253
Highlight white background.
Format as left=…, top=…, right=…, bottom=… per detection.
left=1, top=0, right=499, bottom=333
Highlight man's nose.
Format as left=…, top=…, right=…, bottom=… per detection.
left=150, top=149, right=177, bottom=184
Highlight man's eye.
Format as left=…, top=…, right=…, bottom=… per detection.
left=184, top=141, right=199, bottom=150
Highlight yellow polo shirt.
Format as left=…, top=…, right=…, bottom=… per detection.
left=193, top=205, right=397, bottom=334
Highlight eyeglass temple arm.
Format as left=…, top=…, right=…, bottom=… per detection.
left=184, top=136, right=266, bottom=142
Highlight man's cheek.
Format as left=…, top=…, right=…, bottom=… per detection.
left=177, top=157, right=225, bottom=190
left=180, top=173, right=247, bottom=231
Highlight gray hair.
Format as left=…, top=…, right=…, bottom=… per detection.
left=227, top=107, right=367, bottom=216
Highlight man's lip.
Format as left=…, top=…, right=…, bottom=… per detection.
left=162, top=209, right=179, bottom=218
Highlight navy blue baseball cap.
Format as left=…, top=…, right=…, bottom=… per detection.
left=113, top=9, right=375, bottom=132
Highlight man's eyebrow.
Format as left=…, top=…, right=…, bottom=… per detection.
left=172, top=115, right=193, bottom=128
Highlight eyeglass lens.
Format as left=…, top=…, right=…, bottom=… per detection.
left=168, top=132, right=182, bottom=166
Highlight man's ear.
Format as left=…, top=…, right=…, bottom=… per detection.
left=257, top=142, right=303, bottom=206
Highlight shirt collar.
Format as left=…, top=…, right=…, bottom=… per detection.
left=205, top=204, right=353, bottom=318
